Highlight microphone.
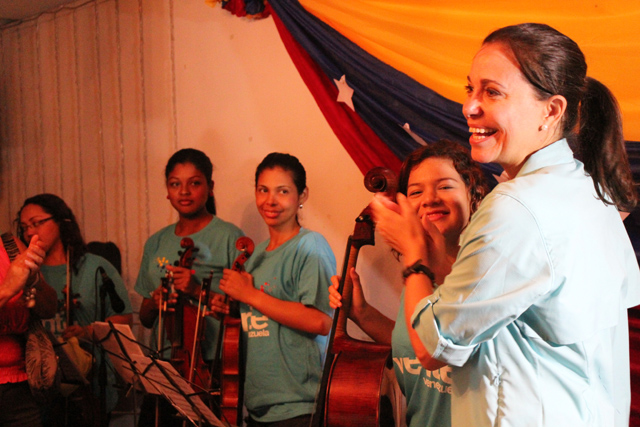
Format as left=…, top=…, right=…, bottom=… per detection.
left=98, top=266, right=125, bottom=313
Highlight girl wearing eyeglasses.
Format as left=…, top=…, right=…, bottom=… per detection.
left=17, top=193, right=133, bottom=427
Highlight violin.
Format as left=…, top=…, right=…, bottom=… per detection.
left=159, top=237, right=209, bottom=386
left=312, top=167, right=398, bottom=427
left=213, top=236, right=254, bottom=426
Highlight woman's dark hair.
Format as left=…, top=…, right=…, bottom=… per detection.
left=484, top=23, right=637, bottom=211
left=165, top=148, right=216, bottom=215
left=255, top=152, right=307, bottom=195
left=398, top=140, right=489, bottom=216
left=16, top=193, right=87, bottom=273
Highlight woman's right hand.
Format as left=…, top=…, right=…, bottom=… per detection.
left=5, top=235, right=45, bottom=293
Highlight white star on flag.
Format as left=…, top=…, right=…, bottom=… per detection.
left=334, top=74, right=355, bottom=111
left=402, top=123, right=428, bottom=146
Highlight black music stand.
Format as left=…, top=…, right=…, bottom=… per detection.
left=92, top=321, right=227, bottom=427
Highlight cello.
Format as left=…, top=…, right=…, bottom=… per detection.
left=212, top=236, right=254, bottom=427
left=312, top=167, right=399, bottom=427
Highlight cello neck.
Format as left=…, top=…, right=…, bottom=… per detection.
left=332, top=237, right=359, bottom=340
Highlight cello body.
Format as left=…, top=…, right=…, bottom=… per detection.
left=324, top=349, right=395, bottom=427
left=314, top=167, right=399, bottom=427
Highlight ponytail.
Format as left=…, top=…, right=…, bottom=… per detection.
left=206, top=193, right=217, bottom=216
left=578, top=77, right=637, bottom=212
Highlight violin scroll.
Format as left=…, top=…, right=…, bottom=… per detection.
left=232, top=237, right=254, bottom=272
left=176, top=237, right=198, bottom=269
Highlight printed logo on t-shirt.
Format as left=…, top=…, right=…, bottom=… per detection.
left=393, top=356, right=453, bottom=394
left=242, top=278, right=278, bottom=338
left=241, top=309, right=270, bottom=338
left=42, top=299, right=69, bottom=338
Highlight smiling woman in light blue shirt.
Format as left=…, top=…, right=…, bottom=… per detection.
left=371, top=23, right=640, bottom=427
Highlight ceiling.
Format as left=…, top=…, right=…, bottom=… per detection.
left=0, top=0, right=76, bottom=26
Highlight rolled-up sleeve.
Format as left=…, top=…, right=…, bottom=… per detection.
left=411, top=293, right=477, bottom=367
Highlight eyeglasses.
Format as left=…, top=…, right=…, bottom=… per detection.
left=20, top=217, right=54, bottom=233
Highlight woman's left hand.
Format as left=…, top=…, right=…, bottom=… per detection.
left=165, top=264, right=196, bottom=295
left=370, top=193, right=429, bottom=262
left=206, top=292, right=229, bottom=319
left=219, top=269, right=254, bottom=304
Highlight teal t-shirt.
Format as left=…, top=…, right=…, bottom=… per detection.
left=41, top=252, right=133, bottom=412
left=392, top=290, right=452, bottom=426
left=134, top=216, right=244, bottom=359
left=241, top=228, right=335, bottom=422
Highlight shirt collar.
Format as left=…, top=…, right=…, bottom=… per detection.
left=515, top=138, right=574, bottom=178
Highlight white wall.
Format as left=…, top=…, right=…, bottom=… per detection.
left=0, top=0, right=402, bottom=339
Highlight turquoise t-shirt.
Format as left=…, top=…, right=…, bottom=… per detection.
left=392, top=290, right=452, bottom=426
left=41, top=252, right=133, bottom=412
left=241, top=228, right=335, bottom=422
left=134, top=216, right=244, bottom=359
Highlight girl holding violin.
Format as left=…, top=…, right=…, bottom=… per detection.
left=16, top=193, right=133, bottom=426
left=329, top=140, right=488, bottom=426
left=213, top=152, right=335, bottom=427
left=135, top=148, right=244, bottom=426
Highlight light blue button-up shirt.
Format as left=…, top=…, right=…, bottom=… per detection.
left=411, top=139, right=640, bottom=426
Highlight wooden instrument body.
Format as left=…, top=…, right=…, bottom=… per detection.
left=219, top=315, right=244, bottom=425
left=324, top=348, right=394, bottom=427
left=315, top=167, right=399, bottom=427
left=214, top=236, right=253, bottom=426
